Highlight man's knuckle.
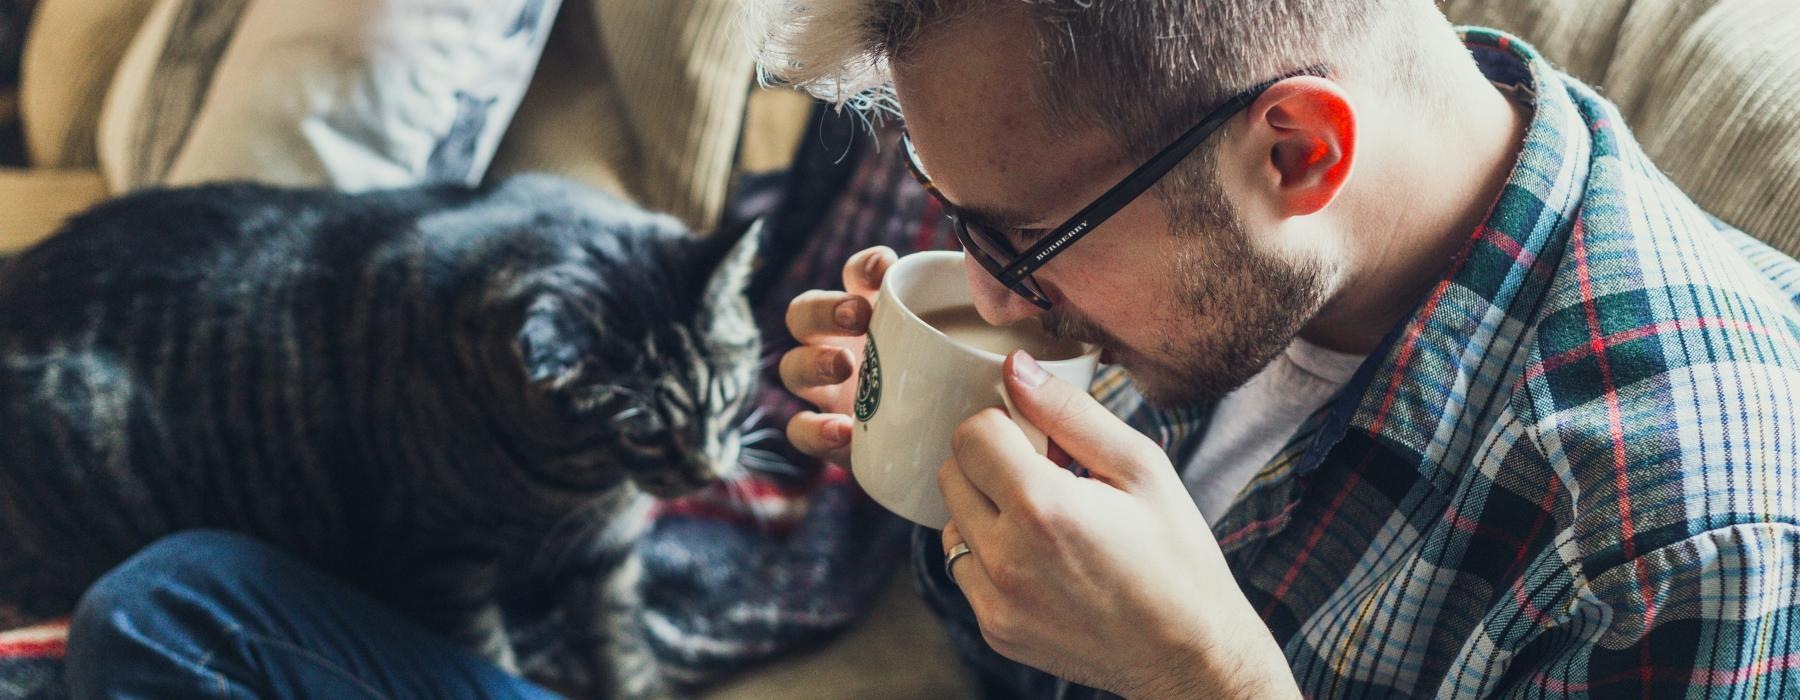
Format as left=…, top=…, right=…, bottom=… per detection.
left=783, top=293, right=814, bottom=329
left=980, top=607, right=1022, bottom=648
left=1131, top=438, right=1169, bottom=470
left=784, top=417, right=816, bottom=451
left=986, top=558, right=1025, bottom=594
left=950, top=419, right=979, bottom=453
left=936, top=461, right=958, bottom=491
left=1023, top=499, right=1066, bottom=532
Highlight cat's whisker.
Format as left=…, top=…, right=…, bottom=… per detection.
left=737, top=406, right=769, bottom=431
left=738, top=428, right=783, bottom=447
left=739, top=448, right=802, bottom=478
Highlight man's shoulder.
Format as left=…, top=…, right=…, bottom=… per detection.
left=1511, top=183, right=1800, bottom=578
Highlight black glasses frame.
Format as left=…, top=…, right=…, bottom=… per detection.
left=902, top=65, right=1329, bottom=309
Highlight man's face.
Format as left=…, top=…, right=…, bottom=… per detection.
left=891, top=7, right=1331, bottom=407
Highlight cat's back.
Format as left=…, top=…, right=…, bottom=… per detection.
left=0, top=182, right=471, bottom=348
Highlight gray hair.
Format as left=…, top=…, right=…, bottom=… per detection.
left=745, top=0, right=1455, bottom=160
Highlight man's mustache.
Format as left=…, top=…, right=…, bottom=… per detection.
left=1042, top=312, right=1115, bottom=348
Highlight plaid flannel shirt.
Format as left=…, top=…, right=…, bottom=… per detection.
left=915, top=29, right=1800, bottom=698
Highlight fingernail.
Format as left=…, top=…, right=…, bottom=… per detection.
left=834, top=300, right=859, bottom=329
left=818, top=350, right=843, bottom=379
left=1011, top=350, right=1047, bottom=388
left=824, top=421, right=850, bottom=446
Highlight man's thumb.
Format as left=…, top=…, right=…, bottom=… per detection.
left=1004, top=350, right=1166, bottom=490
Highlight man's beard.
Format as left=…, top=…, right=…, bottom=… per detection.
left=1042, top=190, right=1333, bottom=410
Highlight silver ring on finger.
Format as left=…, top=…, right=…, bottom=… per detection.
left=944, top=542, right=974, bottom=586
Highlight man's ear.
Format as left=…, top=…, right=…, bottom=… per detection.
left=1241, top=76, right=1357, bottom=217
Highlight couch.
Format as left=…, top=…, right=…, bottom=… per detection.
left=2, top=0, right=1797, bottom=698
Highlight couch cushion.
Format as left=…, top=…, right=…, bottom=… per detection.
left=487, top=0, right=755, bottom=231
left=0, top=166, right=106, bottom=253
left=1443, top=0, right=1800, bottom=256
left=18, top=0, right=158, bottom=169
left=98, top=0, right=560, bottom=192
left=94, top=0, right=246, bottom=191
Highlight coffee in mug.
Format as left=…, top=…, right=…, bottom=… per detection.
left=915, top=306, right=1087, bottom=360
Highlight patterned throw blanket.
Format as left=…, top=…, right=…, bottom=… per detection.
left=0, top=112, right=962, bottom=696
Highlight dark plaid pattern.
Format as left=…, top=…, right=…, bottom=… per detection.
left=916, top=29, right=1800, bottom=698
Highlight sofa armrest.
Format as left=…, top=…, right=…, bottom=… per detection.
left=0, top=167, right=107, bottom=253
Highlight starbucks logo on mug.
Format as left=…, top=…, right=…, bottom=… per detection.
left=854, top=333, right=881, bottom=422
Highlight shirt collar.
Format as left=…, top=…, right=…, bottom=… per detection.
left=1215, top=29, right=1591, bottom=537
left=1312, top=29, right=1592, bottom=488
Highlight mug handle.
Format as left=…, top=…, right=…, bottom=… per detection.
left=997, top=381, right=1050, bottom=456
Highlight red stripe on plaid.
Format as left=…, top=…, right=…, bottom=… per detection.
left=1477, top=225, right=1536, bottom=268
left=651, top=466, right=855, bottom=533
left=1216, top=502, right=1298, bottom=551
left=0, top=637, right=64, bottom=658
left=1527, top=317, right=1779, bottom=380
left=1570, top=219, right=1658, bottom=698
left=0, top=621, right=68, bottom=659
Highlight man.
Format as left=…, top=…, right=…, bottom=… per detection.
left=757, top=0, right=1800, bottom=697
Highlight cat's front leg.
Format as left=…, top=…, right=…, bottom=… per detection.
left=541, top=552, right=673, bottom=699
left=396, top=556, right=519, bottom=673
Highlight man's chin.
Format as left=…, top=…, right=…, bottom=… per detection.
left=1110, top=354, right=1247, bottom=410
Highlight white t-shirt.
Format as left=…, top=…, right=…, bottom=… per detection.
left=1183, top=338, right=1367, bottom=525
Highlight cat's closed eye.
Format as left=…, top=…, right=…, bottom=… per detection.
left=619, top=431, right=668, bottom=458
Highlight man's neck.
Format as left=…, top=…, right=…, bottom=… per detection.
left=1300, top=66, right=1533, bottom=355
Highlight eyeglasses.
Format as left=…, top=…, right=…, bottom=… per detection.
left=901, top=66, right=1328, bottom=309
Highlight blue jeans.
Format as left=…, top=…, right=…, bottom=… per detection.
left=66, top=530, right=558, bottom=699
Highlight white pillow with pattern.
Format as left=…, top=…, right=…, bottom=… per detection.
left=99, top=0, right=559, bottom=192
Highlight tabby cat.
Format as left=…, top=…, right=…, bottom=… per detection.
left=0, top=174, right=763, bottom=697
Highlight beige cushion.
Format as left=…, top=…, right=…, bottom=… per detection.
left=19, top=0, right=158, bottom=168
left=488, top=0, right=753, bottom=231
left=0, top=167, right=107, bottom=253
left=1443, top=0, right=1800, bottom=256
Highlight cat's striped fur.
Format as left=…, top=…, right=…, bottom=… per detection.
left=0, top=174, right=762, bottom=696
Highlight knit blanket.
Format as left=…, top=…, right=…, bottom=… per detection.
left=0, top=111, right=953, bottom=696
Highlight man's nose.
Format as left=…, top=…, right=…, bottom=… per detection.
left=963, top=254, right=1043, bottom=326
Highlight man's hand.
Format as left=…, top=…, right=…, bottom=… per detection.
left=938, top=351, right=1298, bottom=699
left=779, top=246, right=898, bottom=465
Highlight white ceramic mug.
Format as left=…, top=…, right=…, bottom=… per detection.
left=849, top=251, right=1100, bottom=528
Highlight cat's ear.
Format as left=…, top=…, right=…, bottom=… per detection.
left=695, top=216, right=763, bottom=303
left=513, top=295, right=595, bottom=392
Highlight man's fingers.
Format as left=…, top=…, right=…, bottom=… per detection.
left=779, top=345, right=854, bottom=393
left=1004, top=351, right=1167, bottom=491
left=950, top=407, right=1066, bottom=510
left=786, top=290, right=872, bottom=342
left=843, top=246, right=897, bottom=297
left=938, top=458, right=999, bottom=541
left=785, top=412, right=852, bottom=464
left=941, top=528, right=1004, bottom=616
